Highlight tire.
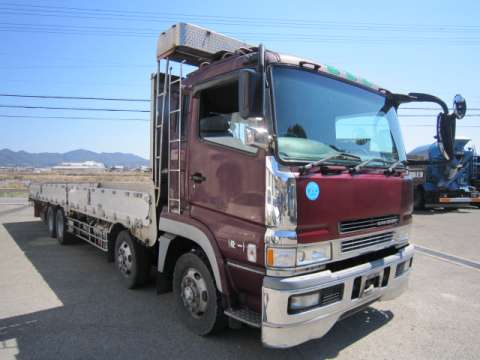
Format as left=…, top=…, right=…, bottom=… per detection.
left=47, top=206, right=57, bottom=238
left=114, top=230, right=150, bottom=289
left=173, top=251, right=227, bottom=336
left=55, top=208, right=74, bottom=245
left=39, top=205, right=47, bottom=224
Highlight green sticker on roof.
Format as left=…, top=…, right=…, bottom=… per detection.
left=345, top=72, right=357, bottom=81
left=361, top=78, right=373, bottom=87
left=326, top=65, right=340, bottom=76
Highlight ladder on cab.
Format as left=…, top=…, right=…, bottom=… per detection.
left=167, top=62, right=183, bottom=214
left=152, top=58, right=183, bottom=214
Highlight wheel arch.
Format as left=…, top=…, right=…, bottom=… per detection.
left=158, top=217, right=228, bottom=294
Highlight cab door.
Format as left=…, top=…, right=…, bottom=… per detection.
left=187, top=76, right=266, bottom=267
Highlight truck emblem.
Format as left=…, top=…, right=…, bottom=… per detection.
left=305, top=181, right=320, bottom=201
left=376, top=219, right=398, bottom=226
left=228, top=239, right=245, bottom=252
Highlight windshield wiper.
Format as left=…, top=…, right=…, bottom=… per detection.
left=386, top=160, right=407, bottom=174
left=353, top=158, right=407, bottom=174
left=300, top=153, right=361, bottom=174
left=354, top=158, right=389, bottom=172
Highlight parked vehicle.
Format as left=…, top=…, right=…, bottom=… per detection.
left=408, top=137, right=480, bottom=209
left=29, top=23, right=465, bottom=348
left=471, top=154, right=480, bottom=190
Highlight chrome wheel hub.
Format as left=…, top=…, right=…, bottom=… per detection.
left=117, top=241, right=133, bottom=276
left=180, top=268, right=208, bottom=318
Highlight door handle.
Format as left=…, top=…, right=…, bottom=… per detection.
left=191, top=172, right=206, bottom=183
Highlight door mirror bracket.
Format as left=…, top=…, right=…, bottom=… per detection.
left=239, top=69, right=263, bottom=119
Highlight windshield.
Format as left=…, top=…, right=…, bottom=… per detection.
left=271, top=66, right=406, bottom=165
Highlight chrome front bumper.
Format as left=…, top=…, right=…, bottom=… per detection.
left=261, top=244, right=414, bottom=348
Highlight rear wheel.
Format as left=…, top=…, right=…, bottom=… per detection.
left=39, top=204, right=48, bottom=224
left=173, top=252, right=227, bottom=336
left=47, top=206, right=57, bottom=238
left=55, top=209, right=74, bottom=245
left=114, top=231, right=150, bottom=289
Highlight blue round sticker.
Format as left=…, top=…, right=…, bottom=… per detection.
left=305, top=181, right=320, bottom=201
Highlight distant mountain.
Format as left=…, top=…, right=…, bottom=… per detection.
left=0, top=149, right=149, bottom=168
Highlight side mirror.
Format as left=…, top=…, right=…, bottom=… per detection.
left=453, top=94, right=467, bottom=119
left=229, top=115, right=271, bottom=150
left=239, top=69, right=263, bottom=119
left=436, top=113, right=456, bottom=161
left=244, top=125, right=271, bottom=149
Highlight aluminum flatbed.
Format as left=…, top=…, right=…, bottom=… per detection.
left=29, top=182, right=157, bottom=246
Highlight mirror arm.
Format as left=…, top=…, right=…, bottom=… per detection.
left=407, top=93, right=449, bottom=114
left=388, top=92, right=449, bottom=114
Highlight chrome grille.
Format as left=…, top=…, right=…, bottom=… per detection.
left=341, top=232, right=394, bottom=253
left=339, top=215, right=399, bottom=233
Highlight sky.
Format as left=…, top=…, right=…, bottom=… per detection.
left=1, top=0, right=479, bottom=159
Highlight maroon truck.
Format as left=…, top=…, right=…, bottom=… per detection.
left=30, top=23, right=465, bottom=348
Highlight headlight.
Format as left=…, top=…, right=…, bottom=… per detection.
left=297, top=243, right=331, bottom=266
left=266, top=242, right=332, bottom=268
left=266, top=247, right=296, bottom=267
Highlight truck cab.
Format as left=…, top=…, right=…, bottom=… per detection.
left=152, top=24, right=415, bottom=348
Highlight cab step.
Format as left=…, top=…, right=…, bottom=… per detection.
left=224, top=307, right=261, bottom=328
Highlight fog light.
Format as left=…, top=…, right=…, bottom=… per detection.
left=289, top=292, right=320, bottom=312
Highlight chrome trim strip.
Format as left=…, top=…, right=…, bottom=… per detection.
left=265, top=156, right=297, bottom=230
left=341, top=232, right=394, bottom=252
left=338, top=214, right=400, bottom=234
left=264, top=228, right=297, bottom=246
left=227, top=261, right=265, bottom=275
left=332, top=225, right=410, bottom=262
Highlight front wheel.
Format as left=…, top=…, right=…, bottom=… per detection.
left=173, top=252, right=227, bottom=336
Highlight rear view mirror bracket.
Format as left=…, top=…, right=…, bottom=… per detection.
left=238, top=69, right=263, bottom=119
left=393, top=92, right=466, bottom=162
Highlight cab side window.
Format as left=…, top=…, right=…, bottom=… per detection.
left=199, top=81, right=238, bottom=139
left=198, top=80, right=256, bottom=154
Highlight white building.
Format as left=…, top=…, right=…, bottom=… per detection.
left=53, top=161, right=106, bottom=173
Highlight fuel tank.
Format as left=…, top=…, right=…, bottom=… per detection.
left=296, top=172, right=413, bottom=244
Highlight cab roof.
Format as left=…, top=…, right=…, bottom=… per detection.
left=157, top=23, right=383, bottom=93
